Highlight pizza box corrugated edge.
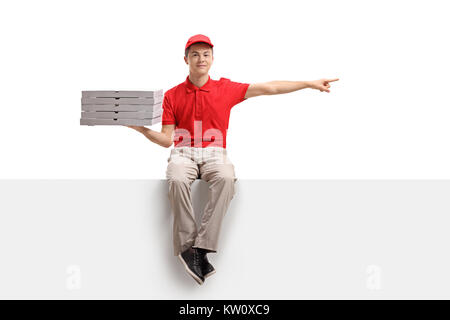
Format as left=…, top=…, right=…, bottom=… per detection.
left=81, top=96, right=163, bottom=105
left=80, top=116, right=162, bottom=126
left=81, top=109, right=163, bottom=119
left=81, top=102, right=162, bottom=112
left=81, top=90, right=164, bottom=98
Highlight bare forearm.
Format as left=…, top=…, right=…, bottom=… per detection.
left=139, top=127, right=172, bottom=148
left=266, top=81, right=311, bottom=95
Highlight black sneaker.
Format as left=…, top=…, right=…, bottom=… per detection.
left=196, top=248, right=216, bottom=279
left=178, top=247, right=204, bottom=285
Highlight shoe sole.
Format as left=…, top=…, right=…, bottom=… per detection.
left=178, top=254, right=204, bottom=285
left=204, top=269, right=216, bottom=279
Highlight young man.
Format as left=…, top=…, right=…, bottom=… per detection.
left=127, top=34, right=338, bottom=285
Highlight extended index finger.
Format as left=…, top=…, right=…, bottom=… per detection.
left=326, top=78, right=339, bottom=82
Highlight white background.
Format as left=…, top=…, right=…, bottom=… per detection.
left=1, top=0, right=449, bottom=179
left=1, top=1, right=450, bottom=300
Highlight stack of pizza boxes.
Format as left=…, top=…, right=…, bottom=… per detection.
left=80, top=90, right=163, bottom=126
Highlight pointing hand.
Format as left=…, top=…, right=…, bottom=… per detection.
left=309, top=78, right=339, bottom=93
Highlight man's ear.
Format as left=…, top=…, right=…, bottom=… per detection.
left=184, top=56, right=188, bottom=64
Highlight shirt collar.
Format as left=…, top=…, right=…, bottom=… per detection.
left=184, top=75, right=212, bottom=93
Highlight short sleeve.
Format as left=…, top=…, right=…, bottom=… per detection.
left=161, top=93, right=176, bottom=125
left=221, top=78, right=250, bottom=109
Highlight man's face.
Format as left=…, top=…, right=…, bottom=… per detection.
left=184, top=43, right=213, bottom=76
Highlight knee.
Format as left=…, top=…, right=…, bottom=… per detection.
left=217, top=174, right=237, bottom=198
left=167, top=176, right=190, bottom=186
left=216, top=173, right=236, bottom=185
left=213, top=165, right=237, bottom=185
left=166, top=163, right=192, bottom=186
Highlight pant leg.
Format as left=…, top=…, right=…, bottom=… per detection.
left=166, top=148, right=199, bottom=256
left=193, top=147, right=237, bottom=253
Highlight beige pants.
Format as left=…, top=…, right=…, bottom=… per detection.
left=166, top=147, right=237, bottom=256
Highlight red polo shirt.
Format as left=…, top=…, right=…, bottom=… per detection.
left=161, top=75, right=250, bottom=149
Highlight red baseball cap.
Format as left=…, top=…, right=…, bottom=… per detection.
left=185, top=34, right=214, bottom=51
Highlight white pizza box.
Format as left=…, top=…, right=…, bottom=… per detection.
left=81, top=102, right=162, bottom=112
left=81, top=96, right=163, bottom=105
left=81, top=109, right=163, bottom=119
left=80, top=115, right=162, bottom=126
left=81, top=90, right=163, bottom=98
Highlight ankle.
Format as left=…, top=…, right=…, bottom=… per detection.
left=193, top=247, right=207, bottom=255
